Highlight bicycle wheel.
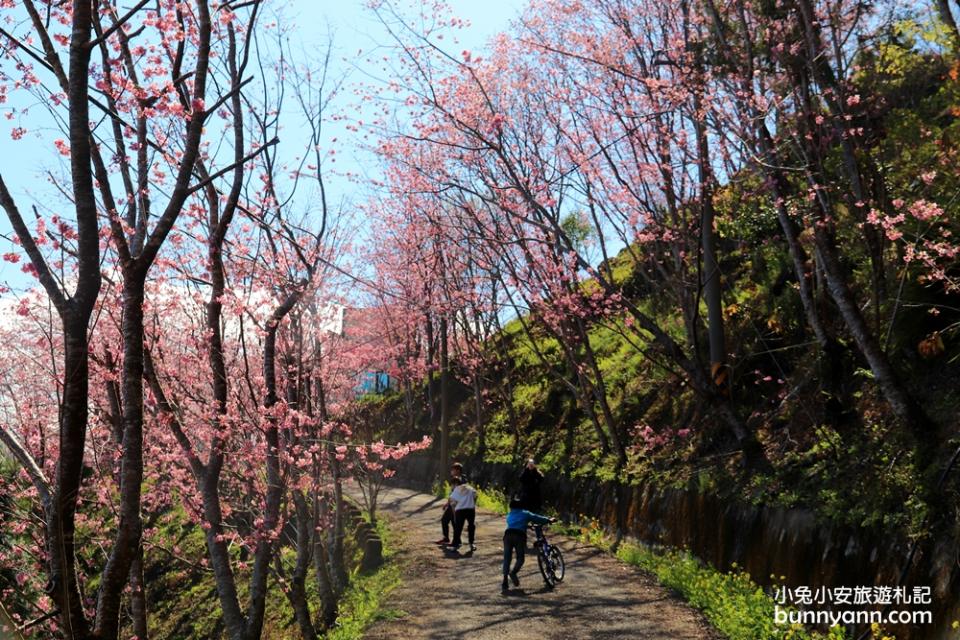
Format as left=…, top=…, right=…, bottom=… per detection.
left=536, top=546, right=555, bottom=587
left=547, top=546, right=565, bottom=583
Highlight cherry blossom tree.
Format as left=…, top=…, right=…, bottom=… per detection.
left=364, top=0, right=768, bottom=467
left=0, top=1, right=269, bottom=637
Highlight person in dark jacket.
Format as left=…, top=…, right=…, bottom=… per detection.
left=518, top=458, right=544, bottom=512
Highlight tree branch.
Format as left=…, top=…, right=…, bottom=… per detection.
left=87, top=0, right=151, bottom=49
left=0, top=176, right=67, bottom=314
left=0, top=426, right=52, bottom=511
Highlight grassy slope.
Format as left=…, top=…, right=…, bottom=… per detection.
left=144, top=504, right=401, bottom=640
left=421, top=34, right=960, bottom=535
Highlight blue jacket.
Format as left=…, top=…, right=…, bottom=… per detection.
left=505, top=508, right=551, bottom=531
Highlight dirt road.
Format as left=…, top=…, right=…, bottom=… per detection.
left=361, top=485, right=720, bottom=640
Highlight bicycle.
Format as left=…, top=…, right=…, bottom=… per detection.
left=529, top=523, right=565, bottom=588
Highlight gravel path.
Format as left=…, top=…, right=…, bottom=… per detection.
left=360, top=485, right=721, bottom=640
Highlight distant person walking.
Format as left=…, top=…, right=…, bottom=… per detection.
left=501, top=497, right=554, bottom=593
left=435, top=462, right=465, bottom=546
left=449, top=477, right=478, bottom=551
left=518, top=458, right=544, bottom=512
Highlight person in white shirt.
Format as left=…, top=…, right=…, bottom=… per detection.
left=435, top=462, right=465, bottom=545
left=447, top=477, right=478, bottom=551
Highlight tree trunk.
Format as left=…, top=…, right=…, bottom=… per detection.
left=327, top=448, right=348, bottom=592
left=48, top=319, right=94, bottom=640
left=201, top=471, right=247, bottom=640
left=194, top=173, right=248, bottom=640
left=785, top=21, right=932, bottom=439
left=792, top=0, right=889, bottom=330
left=425, top=315, right=436, bottom=428
left=403, top=379, right=417, bottom=430
left=247, top=323, right=286, bottom=640
left=95, top=274, right=148, bottom=640
left=812, top=228, right=929, bottom=435
left=439, top=316, right=451, bottom=473
left=287, top=491, right=318, bottom=640
left=693, top=83, right=728, bottom=396
left=129, top=545, right=148, bottom=640
left=573, top=318, right=626, bottom=467
left=312, top=492, right=338, bottom=628
left=26, top=0, right=104, bottom=634
left=761, top=150, right=832, bottom=350
left=709, top=0, right=842, bottom=413
left=473, top=372, right=485, bottom=457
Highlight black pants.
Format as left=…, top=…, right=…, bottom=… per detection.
left=441, top=505, right=454, bottom=539
left=502, top=528, right=526, bottom=576
left=452, top=508, right=476, bottom=546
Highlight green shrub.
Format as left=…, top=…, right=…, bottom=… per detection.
left=562, top=519, right=849, bottom=640
left=475, top=486, right=509, bottom=515
left=323, top=517, right=403, bottom=639
left=618, top=545, right=845, bottom=640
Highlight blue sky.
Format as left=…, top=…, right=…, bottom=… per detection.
left=0, top=0, right=527, bottom=293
